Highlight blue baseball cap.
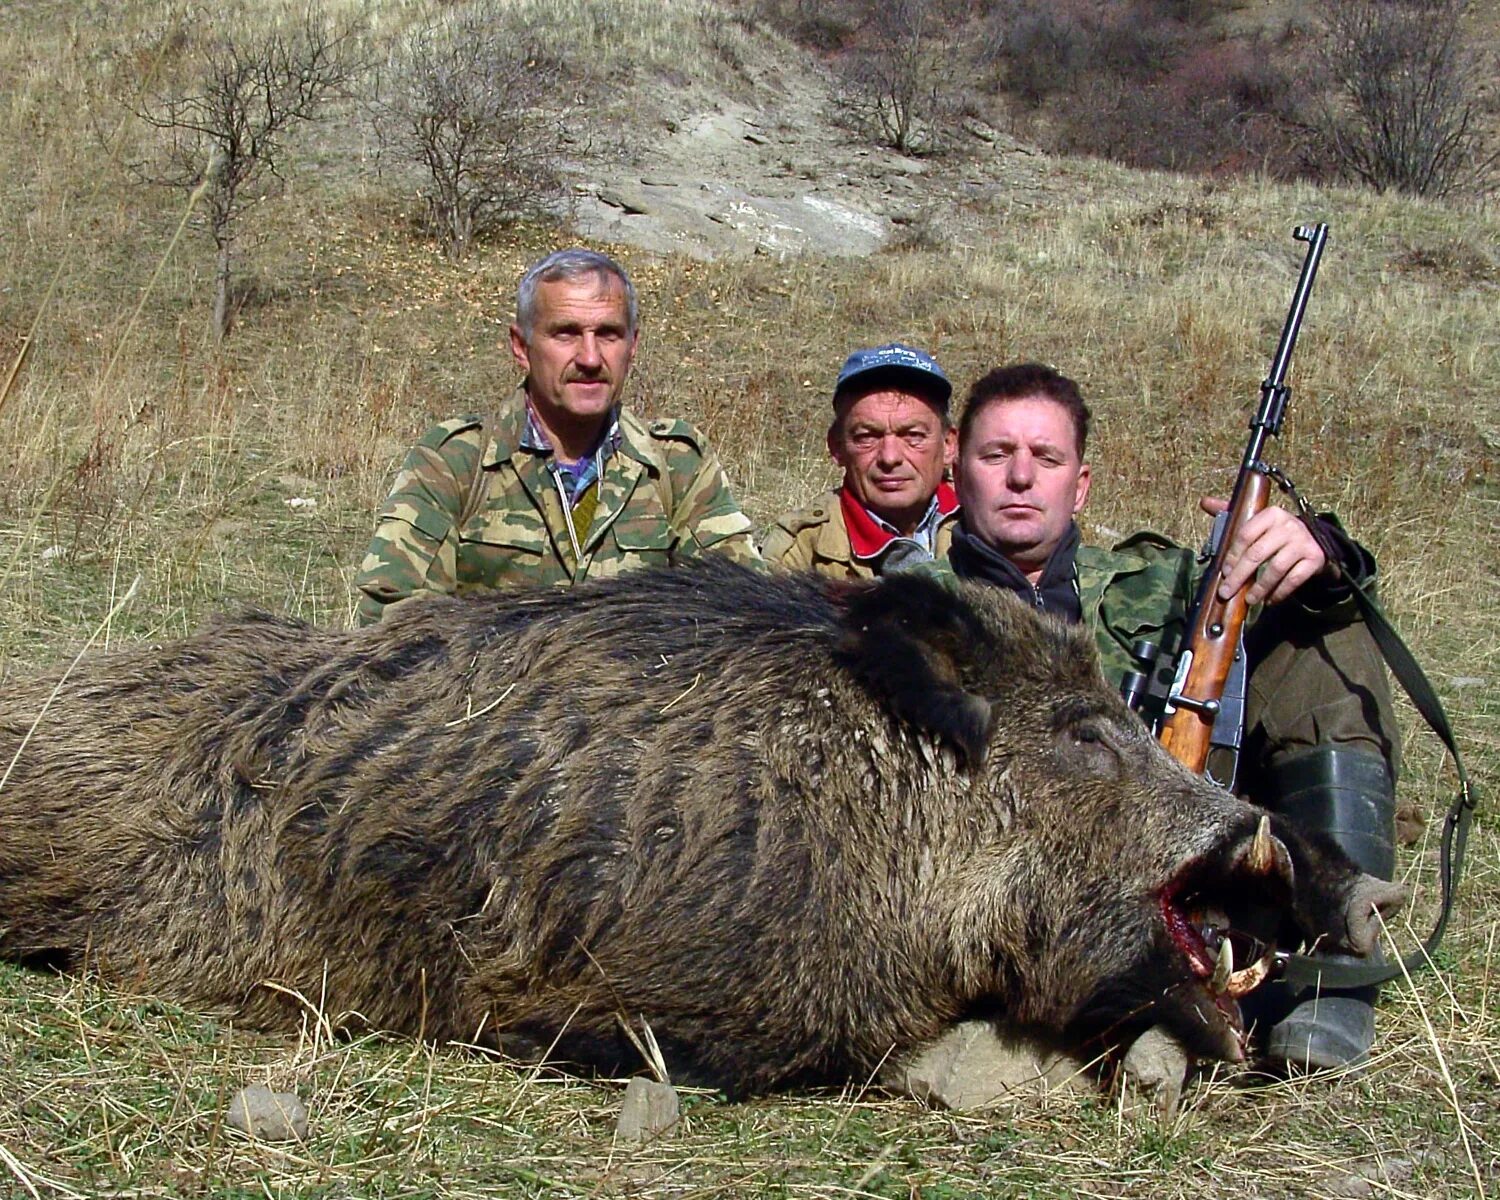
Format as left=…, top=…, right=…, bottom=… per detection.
left=833, top=343, right=951, bottom=412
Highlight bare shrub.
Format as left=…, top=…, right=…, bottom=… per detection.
left=980, top=1, right=1177, bottom=111
left=1090, top=8, right=1184, bottom=82
left=126, top=4, right=361, bottom=341
left=746, top=0, right=863, bottom=52
left=370, top=2, right=573, bottom=260
left=986, top=2, right=1307, bottom=177
left=986, top=4, right=1089, bottom=108
left=1054, top=56, right=1295, bottom=178
left=1313, top=0, right=1497, bottom=197
left=830, top=0, right=950, bottom=154
left=1153, top=0, right=1230, bottom=22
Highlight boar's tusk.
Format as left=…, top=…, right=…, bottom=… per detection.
left=1247, top=815, right=1276, bottom=874
left=1210, top=937, right=1233, bottom=994
left=1224, top=950, right=1277, bottom=998
left=1232, top=815, right=1294, bottom=888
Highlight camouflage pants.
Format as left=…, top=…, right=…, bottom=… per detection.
left=1238, top=607, right=1400, bottom=801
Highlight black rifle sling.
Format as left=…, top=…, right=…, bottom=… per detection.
left=1277, top=520, right=1476, bottom=992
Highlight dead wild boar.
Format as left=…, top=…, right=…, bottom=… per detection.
left=0, top=559, right=1400, bottom=1097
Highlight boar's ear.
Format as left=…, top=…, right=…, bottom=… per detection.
left=833, top=574, right=994, bottom=766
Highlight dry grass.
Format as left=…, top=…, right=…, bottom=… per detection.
left=1, top=1, right=1498, bottom=1197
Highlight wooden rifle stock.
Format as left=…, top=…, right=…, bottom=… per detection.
left=1158, top=470, right=1269, bottom=771
left=1156, top=223, right=1328, bottom=776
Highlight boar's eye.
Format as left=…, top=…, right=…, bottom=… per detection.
left=1056, top=721, right=1119, bottom=777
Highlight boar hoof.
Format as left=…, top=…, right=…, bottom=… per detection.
left=1121, top=1025, right=1191, bottom=1122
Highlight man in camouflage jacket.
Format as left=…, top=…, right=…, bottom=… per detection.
left=355, top=249, right=756, bottom=625
left=945, top=362, right=1399, bottom=1076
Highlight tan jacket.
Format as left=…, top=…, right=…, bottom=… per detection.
left=761, top=488, right=959, bottom=581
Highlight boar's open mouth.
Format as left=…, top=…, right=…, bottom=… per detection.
left=1156, top=816, right=1292, bottom=1061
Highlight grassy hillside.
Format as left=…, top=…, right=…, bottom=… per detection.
left=1, top=2, right=1496, bottom=1197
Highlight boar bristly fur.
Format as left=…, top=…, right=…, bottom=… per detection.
left=0, top=560, right=1391, bottom=1096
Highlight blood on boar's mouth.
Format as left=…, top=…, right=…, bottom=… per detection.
left=1156, top=815, right=1294, bottom=1059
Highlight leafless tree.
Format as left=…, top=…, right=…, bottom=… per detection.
left=130, top=5, right=361, bottom=340
left=1315, top=0, right=1496, bottom=197
left=831, top=0, right=947, bottom=155
left=981, top=3, right=1089, bottom=109
left=370, top=3, right=573, bottom=260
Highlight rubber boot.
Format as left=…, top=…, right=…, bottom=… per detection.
left=1261, top=747, right=1396, bottom=1073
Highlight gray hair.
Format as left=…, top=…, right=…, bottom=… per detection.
left=514, top=248, right=638, bottom=339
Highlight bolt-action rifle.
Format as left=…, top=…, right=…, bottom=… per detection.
left=1160, top=222, right=1327, bottom=780
left=1121, top=223, right=1327, bottom=790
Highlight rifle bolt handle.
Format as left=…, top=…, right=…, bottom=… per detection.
left=1167, top=693, right=1221, bottom=717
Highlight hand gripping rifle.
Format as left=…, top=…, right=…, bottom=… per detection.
left=1126, top=223, right=1475, bottom=989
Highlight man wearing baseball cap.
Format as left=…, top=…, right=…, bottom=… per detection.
left=762, top=343, right=959, bottom=578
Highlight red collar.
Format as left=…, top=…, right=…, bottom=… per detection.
left=838, top=482, right=958, bottom=560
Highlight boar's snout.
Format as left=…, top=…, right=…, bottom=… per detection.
left=1069, top=814, right=1304, bottom=1064
left=1156, top=815, right=1301, bottom=1061
left=1078, top=804, right=1408, bottom=1069
left=1329, top=875, right=1407, bottom=958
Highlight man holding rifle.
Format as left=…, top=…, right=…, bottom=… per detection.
left=947, top=361, right=1399, bottom=1075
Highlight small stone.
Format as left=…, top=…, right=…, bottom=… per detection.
left=1395, top=800, right=1426, bottom=846
left=598, top=189, right=649, bottom=216
left=226, top=1084, right=308, bottom=1142
left=890, top=1021, right=1090, bottom=1110
left=1321, top=1153, right=1421, bottom=1195
left=961, top=117, right=998, bottom=143
left=1120, top=1025, right=1190, bottom=1121
left=1321, top=1173, right=1374, bottom=1199
left=615, top=1077, right=680, bottom=1142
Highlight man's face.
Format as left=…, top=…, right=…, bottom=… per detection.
left=829, top=386, right=956, bottom=535
left=954, top=396, right=1091, bottom=577
left=510, top=274, right=638, bottom=433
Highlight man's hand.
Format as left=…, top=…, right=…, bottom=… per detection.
left=1200, top=496, right=1328, bottom=606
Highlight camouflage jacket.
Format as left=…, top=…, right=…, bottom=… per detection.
left=920, top=524, right=1374, bottom=691
left=355, top=387, right=758, bottom=624
left=1075, top=533, right=1199, bottom=689
left=1077, top=522, right=1375, bottom=688
left=762, top=488, right=960, bottom=581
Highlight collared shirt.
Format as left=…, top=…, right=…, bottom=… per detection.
left=762, top=484, right=961, bottom=581
left=521, top=403, right=622, bottom=508
left=353, top=386, right=759, bottom=623
left=840, top=483, right=960, bottom=571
